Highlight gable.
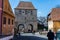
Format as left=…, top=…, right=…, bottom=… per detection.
left=3, top=0, right=15, bottom=17
left=48, top=8, right=60, bottom=21
left=3, top=0, right=13, bottom=13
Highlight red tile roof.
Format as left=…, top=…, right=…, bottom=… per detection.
left=48, top=8, right=60, bottom=21
left=16, top=1, right=35, bottom=9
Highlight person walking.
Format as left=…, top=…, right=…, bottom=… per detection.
left=47, top=30, right=54, bottom=40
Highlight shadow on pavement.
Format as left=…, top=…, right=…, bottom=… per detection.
left=11, top=35, right=48, bottom=40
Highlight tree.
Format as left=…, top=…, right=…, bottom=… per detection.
left=37, top=16, right=48, bottom=30
left=38, top=17, right=47, bottom=26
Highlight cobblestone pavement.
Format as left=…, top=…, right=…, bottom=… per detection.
left=12, top=36, right=48, bottom=40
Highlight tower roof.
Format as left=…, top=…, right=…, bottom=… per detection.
left=16, top=1, right=36, bottom=9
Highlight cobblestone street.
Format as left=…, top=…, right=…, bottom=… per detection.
left=12, top=32, right=48, bottom=40
left=12, top=36, right=47, bottom=40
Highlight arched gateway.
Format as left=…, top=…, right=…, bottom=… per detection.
left=28, top=24, right=33, bottom=32
left=18, top=24, right=24, bottom=33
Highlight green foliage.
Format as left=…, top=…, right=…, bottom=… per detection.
left=38, top=23, right=48, bottom=31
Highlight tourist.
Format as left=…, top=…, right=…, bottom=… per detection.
left=47, top=30, right=54, bottom=40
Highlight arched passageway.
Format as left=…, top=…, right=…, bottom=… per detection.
left=18, top=24, right=24, bottom=33
left=28, top=24, right=33, bottom=32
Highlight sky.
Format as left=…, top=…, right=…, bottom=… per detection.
left=9, top=0, right=60, bottom=17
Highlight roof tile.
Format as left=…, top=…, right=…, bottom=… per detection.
left=16, top=1, right=35, bottom=9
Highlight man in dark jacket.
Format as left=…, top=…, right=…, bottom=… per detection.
left=47, top=30, right=54, bottom=40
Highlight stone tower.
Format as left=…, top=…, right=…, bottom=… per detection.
left=15, top=1, right=37, bottom=32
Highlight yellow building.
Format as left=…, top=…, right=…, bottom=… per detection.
left=48, top=8, right=60, bottom=32
left=1, top=0, right=15, bottom=35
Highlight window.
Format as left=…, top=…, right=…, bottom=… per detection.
left=19, top=10, right=21, bottom=14
left=19, top=10, right=21, bottom=13
left=31, top=11, right=32, bottom=15
left=3, top=17, right=6, bottom=24
left=25, top=10, right=28, bottom=14
left=8, top=18, right=10, bottom=25
left=25, top=10, right=30, bottom=14
left=25, top=10, right=33, bottom=15
left=12, top=20, right=13, bottom=25
left=22, top=10, right=25, bottom=13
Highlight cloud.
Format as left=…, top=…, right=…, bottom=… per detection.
left=38, top=12, right=41, bottom=14
left=37, top=11, right=42, bottom=17
left=37, top=11, right=46, bottom=17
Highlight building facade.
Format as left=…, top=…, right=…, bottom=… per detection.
left=15, top=1, right=37, bottom=32
left=0, top=0, right=15, bottom=35
left=48, top=8, right=60, bottom=32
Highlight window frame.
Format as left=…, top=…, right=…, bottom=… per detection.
left=3, top=17, right=6, bottom=24
left=8, top=18, right=10, bottom=25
